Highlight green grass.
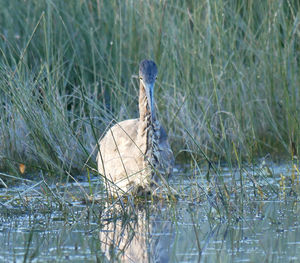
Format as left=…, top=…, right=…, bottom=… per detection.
left=0, top=0, right=299, bottom=175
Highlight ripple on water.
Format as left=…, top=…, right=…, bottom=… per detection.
left=0, top=163, right=300, bottom=262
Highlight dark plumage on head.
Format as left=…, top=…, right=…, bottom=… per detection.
left=139, top=60, right=157, bottom=84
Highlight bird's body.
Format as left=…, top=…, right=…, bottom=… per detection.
left=97, top=60, right=174, bottom=196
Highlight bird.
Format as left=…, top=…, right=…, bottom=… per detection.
left=97, top=60, right=174, bottom=196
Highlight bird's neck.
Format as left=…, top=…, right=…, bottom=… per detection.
left=138, top=82, right=161, bottom=172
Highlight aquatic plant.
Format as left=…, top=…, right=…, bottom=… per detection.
left=0, top=0, right=299, bottom=175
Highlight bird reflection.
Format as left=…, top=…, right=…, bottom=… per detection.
left=99, top=204, right=173, bottom=262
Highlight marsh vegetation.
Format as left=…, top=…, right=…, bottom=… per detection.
left=0, top=0, right=299, bottom=262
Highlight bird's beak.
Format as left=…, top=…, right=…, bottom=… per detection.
left=143, top=82, right=155, bottom=121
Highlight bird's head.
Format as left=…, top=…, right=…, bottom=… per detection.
left=139, top=60, right=158, bottom=119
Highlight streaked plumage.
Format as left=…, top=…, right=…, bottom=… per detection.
left=97, top=60, right=174, bottom=196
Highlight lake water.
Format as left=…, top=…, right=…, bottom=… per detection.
left=0, top=162, right=299, bottom=262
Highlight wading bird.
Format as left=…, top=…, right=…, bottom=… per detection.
left=97, top=60, right=174, bottom=196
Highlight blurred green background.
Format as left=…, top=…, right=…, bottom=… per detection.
left=0, top=0, right=299, bottom=174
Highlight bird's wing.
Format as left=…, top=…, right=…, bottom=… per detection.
left=158, top=126, right=175, bottom=173
left=98, top=118, right=139, bottom=153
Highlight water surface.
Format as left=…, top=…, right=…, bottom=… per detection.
left=0, top=162, right=299, bottom=262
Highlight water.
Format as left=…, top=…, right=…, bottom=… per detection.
left=0, top=162, right=299, bottom=262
